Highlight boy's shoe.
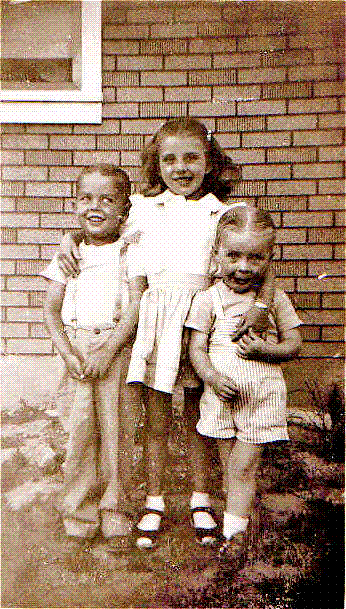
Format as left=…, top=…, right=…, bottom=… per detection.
left=190, top=506, right=220, bottom=546
left=133, top=508, right=165, bottom=550
left=218, top=532, right=247, bottom=569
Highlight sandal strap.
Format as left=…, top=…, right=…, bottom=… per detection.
left=190, top=506, right=218, bottom=519
left=138, top=507, right=164, bottom=518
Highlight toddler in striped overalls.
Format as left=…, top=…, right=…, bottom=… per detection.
left=186, top=206, right=302, bottom=558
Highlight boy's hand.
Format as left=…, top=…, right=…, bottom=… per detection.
left=231, top=305, right=270, bottom=341
left=237, top=329, right=269, bottom=359
left=210, top=372, right=238, bottom=403
left=83, top=336, right=117, bottom=379
left=63, top=353, right=86, bottom=380
left=57, top=233, right=81, bottom=278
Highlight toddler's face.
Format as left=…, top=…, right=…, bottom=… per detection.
left=216, top=228, right=273, bottom=293
left=75, top=171, right=128, bottom=244
left=158, top=135, right=210, bottom=197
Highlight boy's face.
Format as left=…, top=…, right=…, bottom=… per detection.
left=158, top=135, right=211, bottom=197
left=75, top=171, right=129, bottom=244
left=216, top=228, right=273, bottom=293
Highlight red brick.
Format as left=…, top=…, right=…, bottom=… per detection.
left=238, top=35, right=285, bottom=53
left=7, top=307, right=43, bottom=322
left=73, top=152, right=120, bottom=168
left=238, top=67, right=286, bottom=84
left=25, top=124, right=72, bottom=134
left=7, top=276, right=47, bottom=291
left=260, top=49, right=313, bottom=67
left=267, top=181, right=316, bottom=196
left=267, top=148, right=317, bottom=163
left=2, top=135, right=48, bottom=149
left=218, top=116, right=265, bottom=132
left=165, top=87, right=211, bottom=102
left=283, top=211, right=333, bottom=227
left=17, top=229, right=61, bottom=244
left=273, top=260, right=307, bottom=276
left=213, top=85, right=260, bottom=101
left=16, top=198, right=64, bottom=213
left=103, top=88, right=116, bottom=103
left=289, top=33, right=339, bottom=49
left=191, top=70, right=237, bottom=86
left=319, top=180, right=345, bottom=195
left=2, top=323, right=29, bottom=338
left=292, top=293, right=320, bottom=309
left=308, top=195, right=345, bottom=211
left=102, top=56, right=116, bottom=71
left=295, top=163, right=343, bottom=179
left=288, top=99, right=338, bottom=114
left=48, top=167, right=80, bottom=182
left=2, top=182, right=25, bottom=196
left=276, top=228, right=306, bottom=243
left=16, top=260, right=46, bottom=275
left=258, top=196, right=307, bottom=212
left=282, top=244, right=332, bottom=259
left=294, top=130, right=343, bottom=146
left=6, top=339, right=53, bottom=355
left=225, top=149, right=265, bottom=164
left=117, top=87, right=163, bottom=103
left=301, top=326, right=320, bottom=341
left=1, top=198, right=15, bottom=212
left=300, top=342, right=343, bottom=358
left=2, top=213, right=39, bottom=228
left=262, top=81, right=312, bottom=99
left=297, top=277, right=344, bottom=292
left=214, top=53, right=261, bottom=69
left=103, top=71, right=139, bottom=87
left=322, top=293, right=344, bottom=308
left=142, top=71, right=187, bottom=86
left=198, top=22, right=245, bottom=37
left=103, top=24, right=149, bottom=39
left=1, top=124, right=25, bottom=133
left=318, top=114, right=345, bottom=129
left=103, top=40, right=139, bottom=55
left=321, top=327, right=344, bottom=341
left=2, top=245, right=39, bottom=259
left=25, top=182, right=71, bottom=198
left=309, top=227, right=344, bottom=243
left=300, top=308, right=344, bottom=326
left=314, top=81, right=344, bottom=97
left=267, top=115, right=317, bottom=130
left=232, top=181, right=266, bottom=197
left=275, top=278, right=295, bottom=292
left=49, top=135, right=96, bottom=150
left=140, top=101, right=187, bottom=118
left=213, top=134, right=241, bottom=149
left=313, top=47, right=345, bottom=64
left=319, top=147, right=344, bottom=162
left=120, top=119, right=163, bottom=135
left=334, top=245, right=345, bottom=259
left=150, top=23, right=197, bottom=38
left=2, top=150, right=24, bottom=165
left=165, top=55, right=212, bottom=70
left=40, top=215, right=78, bottom=229
left=30, top=323, right=50, bottom=338
left=117, top=56, right=162, bottom=71
left=190, top=101, right=236, bottom=117
left=102, top=104, right=139, bottom=119
left=121, top=166, right=141, bottom=183
left=127, top=5, right=174, bottom=23
left=141, top=39, right=187, bottom=55
left=334, top=211, right=346, bottom=226
left=175, top=3, right=221, bottom=22
left=189, top=38, right=236, bottom=54
left=1, top=292, right=29, bottom=306
left=288, top=65, right=338, bottom=81
left=97, top=134, right=142, bottom=151
left=243, top=132, right=290, bottom=148
left=25, top=150, right=72, bottom=166
left=120, top=151, right=140, bottom=166
left=1, top=227, right=16, bottom=243
left=242, top=165, right=290, bottom=180
left=2, top=260, right=15, bottom=275
left=240, top=100, right=286, bottom=116
left=308, top=261, right=345, bottom=277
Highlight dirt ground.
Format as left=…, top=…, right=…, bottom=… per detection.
left=1, top=388, right=344, bottom=609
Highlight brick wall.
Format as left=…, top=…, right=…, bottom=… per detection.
left=1, top=1, right=345, bottom=358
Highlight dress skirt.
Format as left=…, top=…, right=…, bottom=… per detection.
left=127, top=272, right=209, bottom=394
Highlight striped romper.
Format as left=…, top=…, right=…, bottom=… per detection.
left=185, top=281, right=302, bottom=444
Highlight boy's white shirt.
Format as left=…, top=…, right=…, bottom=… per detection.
left=41, top=239, right=131, bottom=328
left=126, top=190, right=247, bottom=278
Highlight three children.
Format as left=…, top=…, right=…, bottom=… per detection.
left=44, top=118, right=302, bottom=559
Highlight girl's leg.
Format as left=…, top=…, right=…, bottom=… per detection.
left=218, top=438, right=263, bottom=540
left=136, top=387, right=171, bottom=547
left=184, top=387, right=218, bottom=538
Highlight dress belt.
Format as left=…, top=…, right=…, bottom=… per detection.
left=64, top=323, right=117, bottom=334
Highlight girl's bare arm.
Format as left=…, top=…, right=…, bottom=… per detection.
left=237, top=327, right=302, bottom=363
left=189, top=329, right=238, bottom=402
left=83, top=276, right=147, bottom=379
left=57, top=231, right=84, bottom=277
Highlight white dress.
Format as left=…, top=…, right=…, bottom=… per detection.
left=126, top=190, right=246, bottom=394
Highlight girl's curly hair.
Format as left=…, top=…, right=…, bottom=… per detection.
left=139, top=118, right=241, bottom=200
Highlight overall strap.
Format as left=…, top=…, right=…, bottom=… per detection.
left=210, top=284, right=225, bottom=319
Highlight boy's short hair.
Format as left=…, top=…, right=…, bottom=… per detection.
left=76, top=164, right=131, bottom=200
left=215, top=205, right=276, bottom=249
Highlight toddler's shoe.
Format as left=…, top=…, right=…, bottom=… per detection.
left=190, top=506, right=220, bottom=546
left=134, top=508, right=165, bottom=550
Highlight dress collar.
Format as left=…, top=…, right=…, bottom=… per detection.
left=155, top=189, right=227, bottom=213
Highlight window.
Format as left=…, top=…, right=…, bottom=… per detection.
left=0, top=0, right=102, bottom=123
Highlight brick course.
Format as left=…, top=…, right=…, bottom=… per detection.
left=1, top=0, right=344, bottom=357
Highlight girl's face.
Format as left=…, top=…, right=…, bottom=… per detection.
left=216, top=228, right=273, bottom=293
left=75, top=171, right=129, bottom=244
left=158, top=135, right=211, bottom=197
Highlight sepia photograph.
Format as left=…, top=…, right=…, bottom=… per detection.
left=1, top=1, right=345, bottom=607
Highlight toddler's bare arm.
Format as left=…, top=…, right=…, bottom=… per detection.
left=189, top=329, right=238, bottom=402
left=232, top=266, right=275, bottom=341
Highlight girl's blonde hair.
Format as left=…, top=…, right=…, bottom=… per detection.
left=140, top=118, right=241, bottom=200
left=215, top=206, right=276, bottom=250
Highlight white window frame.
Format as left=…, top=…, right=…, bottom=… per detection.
left=0, top=1, right=102, bottom=123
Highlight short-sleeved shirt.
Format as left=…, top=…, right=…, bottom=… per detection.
left=125, top=190, right=247, bottom=279
left=185, top=281, right=302, bottom=343
left=41, top=240, right=130, bottom=328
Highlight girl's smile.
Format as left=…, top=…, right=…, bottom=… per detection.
left=216, top=229, right=273, bottom=293
left=158, top=135, right=211, bottom=198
